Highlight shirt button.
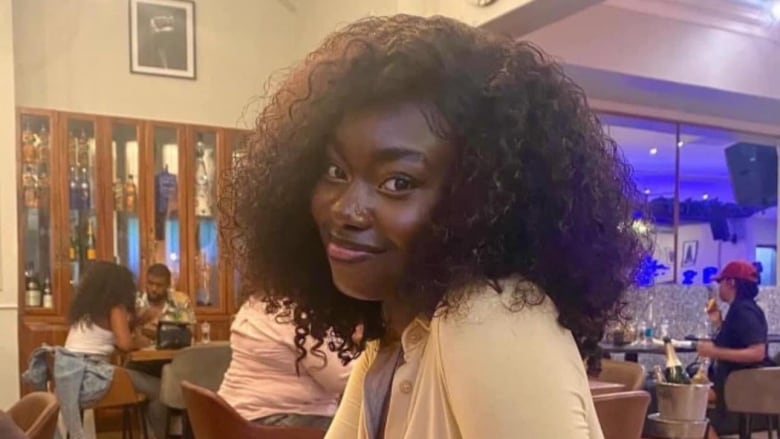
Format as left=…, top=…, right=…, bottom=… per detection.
left=400, top=381, right=413, bottom=394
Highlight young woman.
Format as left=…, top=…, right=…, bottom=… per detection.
left=226, top=15, right=644, bottom=439
left=64, top=261, right=165, bottom=439
left=218, top=296, right=352, bottom=430
left=697, top=260, right=773, bottom=438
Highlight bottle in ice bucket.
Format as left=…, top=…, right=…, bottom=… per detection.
left=691, top=357, right=711, bottom=385
left=652, top=365, right=665, bottom=384
left=663, top=337, right=691, bottom=384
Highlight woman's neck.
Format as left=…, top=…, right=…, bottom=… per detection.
left=382, top=294, right=418, bottom=343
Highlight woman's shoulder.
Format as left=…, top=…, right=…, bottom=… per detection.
left=435, top=277, right=559, bottom=329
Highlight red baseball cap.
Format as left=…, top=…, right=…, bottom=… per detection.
left=714, top=260, right=758, bottom=283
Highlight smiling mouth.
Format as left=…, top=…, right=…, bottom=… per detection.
left=326, top=237, right=385, bottom=263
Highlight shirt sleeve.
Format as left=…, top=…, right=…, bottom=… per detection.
left=325, top=344, right=374, bottom=439
left=437, top=295, right=602, bottom=439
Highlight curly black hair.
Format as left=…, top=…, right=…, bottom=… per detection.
left=68, top=261, right=137, bottom=326
left=224, top=14, right=645, bottom=366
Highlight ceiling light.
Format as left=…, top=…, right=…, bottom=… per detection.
left=702, top=193, right=709, bottom=200
left=649, top=148, right=658, bottom=155
left=643, top=188, right=651, bottom=195
left=771, top=1, right=780, bottom=20
left=677, top=141, right=684, bottom=148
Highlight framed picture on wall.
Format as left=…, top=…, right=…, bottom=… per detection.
left=129, top=0, right=196, bottom=79
left=681, top=240, right=699, bottom=267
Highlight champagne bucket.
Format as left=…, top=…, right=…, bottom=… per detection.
left=655, top=382, right=711, bottom=421
left=645, top=413, right=709, bottom=439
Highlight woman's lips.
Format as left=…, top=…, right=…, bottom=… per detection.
left=326, top=241, right=382, bottom=263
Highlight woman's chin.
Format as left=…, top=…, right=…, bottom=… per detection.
left=333, top=279, right=386, bottom=302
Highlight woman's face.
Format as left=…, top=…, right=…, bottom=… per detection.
left=718, top=279, right=736, bottom=303
left=310, top=102, right=454, bottom=302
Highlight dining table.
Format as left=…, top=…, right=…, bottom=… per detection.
left=125, top=346, right=181, bottom=363
left=599, top=339, right=697, bottom=362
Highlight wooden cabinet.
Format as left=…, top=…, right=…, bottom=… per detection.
left=16, top=108, right=248, bottom=392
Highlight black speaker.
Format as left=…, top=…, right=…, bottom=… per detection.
left=725, top=142, right=778, bottom=209
left=710, top=217, right=730, bottom=242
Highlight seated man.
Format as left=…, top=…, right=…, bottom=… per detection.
left=135, top=263, right=195, bottom=343
left=697, top=260, right=774, bottom=439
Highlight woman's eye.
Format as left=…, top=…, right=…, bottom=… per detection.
left=326, top=164, right=347, bottom=181
left=379, top=176, right=417, bottom=193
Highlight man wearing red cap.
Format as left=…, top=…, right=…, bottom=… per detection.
left=697, top=260, right=773, bottom=438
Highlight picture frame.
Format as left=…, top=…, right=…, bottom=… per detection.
left=129, top=0, right=196, bottom=79
left=681, top=240, right=699, bottom=267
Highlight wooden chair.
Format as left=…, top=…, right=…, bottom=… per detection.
left=7, top=392, right=60, bottom=439
left=593, top=391, right=651, bottom=439
left=47, top=352, right=148, bottom=439
left=180, top=381, right=325, bottom=439
left=595, top=359, right=646, bottom=391
left=84, top=367, right=149, bottom=439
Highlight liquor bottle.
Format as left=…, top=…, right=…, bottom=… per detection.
left=68, top=132, right=77, bottom=165
left=68, top=166, right=79, bottom=210
left=663, top=337, right=691, bottom=384
left=86, top=220, right=97, bottom=261
left=194, top=136, right=212, bottom=217
left=21, top=124, right=36, bottom=164
left=68, top=226, right=78, bottom=261
left=652, top=365, right=665, bottom=384
left=77, top=130, right=90, bottom=166
left=79, top=167, right=90, bottom=210
left=41, top=277, right=53, bottom=309
left=22, top=165, right=38, bottom=208
left=25, top=269, right=41, bottom=308
left=691, top=358, right=711, bottom=385
left=37, top=125, right=49, bottom=165
left=113, top=179, right=124, bottom=212
left=125, top=174, right=137, bottom=212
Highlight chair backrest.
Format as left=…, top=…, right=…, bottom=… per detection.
left=159, top=342, right=232, bottom=409
left=7, top=392, right=60, bottom=439
left=593, top=390, right=651, bottom=439
left=87, top=367, right=143, bottom=409
left=180, top=381, right=325, bottom=439
left=596, top=359, right=646, bottom=391
left=725, top=366, right=780, bottom=414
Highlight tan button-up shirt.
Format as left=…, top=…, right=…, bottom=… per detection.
left=325, top=280, right=603, bottom=439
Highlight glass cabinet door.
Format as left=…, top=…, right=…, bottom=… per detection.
left=192, top=129, right=218, bottom=308
left=20, top=113, right=54, bottom=310
left=151, top=126, right=182, bottom=288
left=65, top=118, right=98, bottom=289
left=111, top=122, right=142, bottom=278
left=230, top=131, right=248, bottom=310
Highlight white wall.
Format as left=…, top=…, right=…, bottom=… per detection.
left=651, top=216, right=777, bottom=286
left=0, top=0, right=20, bottom=409
left=13, top=0, right=301, bottom=127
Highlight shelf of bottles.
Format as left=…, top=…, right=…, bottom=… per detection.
left=66, top=119, right=99, bottom=290
left=111, top=123, right=141, bottom=279
left=193, top=130, right=219, bottom=308
left=152, top=126, right=182, bottom=288
left=20, top=114, right=54, bottom=310
left=231, top=131, right=248, bottom=309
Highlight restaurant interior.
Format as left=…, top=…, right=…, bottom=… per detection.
left=2, top=0, right=780, bottom=438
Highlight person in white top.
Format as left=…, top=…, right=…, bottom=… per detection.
left=65, top=261, right=165, bottom=439
left=218, top=297, right=352, bottom=430
left=226, top=14, right=646, bottom=439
